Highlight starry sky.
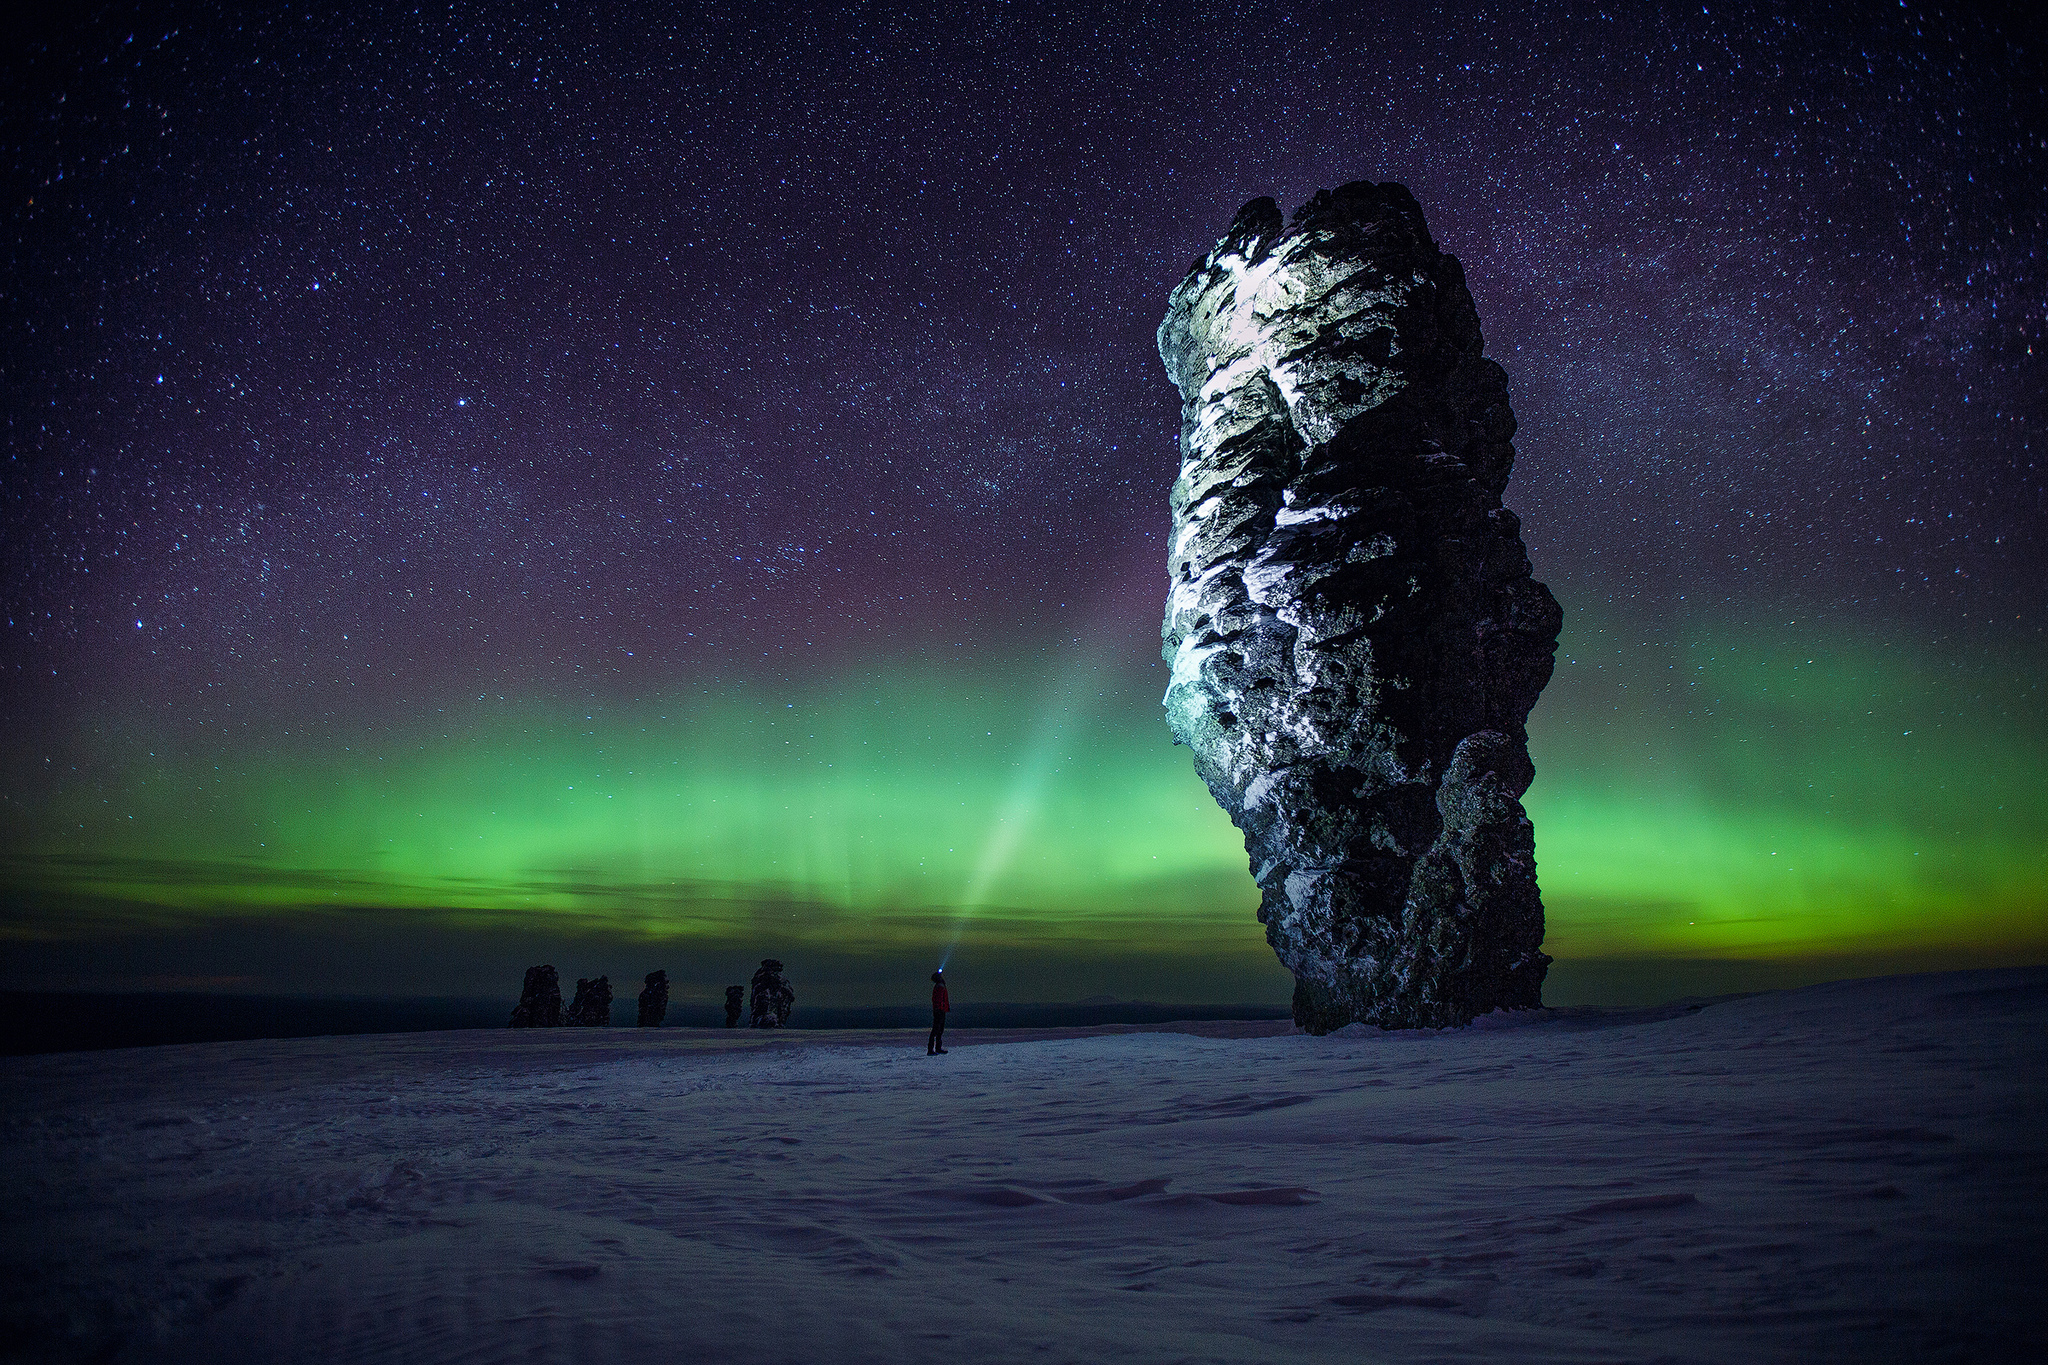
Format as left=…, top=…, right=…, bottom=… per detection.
left=3, top=0, right=2043, bottom=1009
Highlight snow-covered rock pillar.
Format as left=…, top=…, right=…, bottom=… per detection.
left=1158, top=182, right=1562, bottom=1032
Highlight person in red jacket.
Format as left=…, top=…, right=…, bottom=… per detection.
left=927, top=970, right=950, bottom=1055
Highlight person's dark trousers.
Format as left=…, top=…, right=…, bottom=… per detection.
left=928, top=1010, right=946, bottom=1053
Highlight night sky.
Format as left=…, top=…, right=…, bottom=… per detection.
left=4, top=0, right=2043, bottom=1010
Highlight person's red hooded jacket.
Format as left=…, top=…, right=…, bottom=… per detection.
left=932, top=982, right=950, bottom=1012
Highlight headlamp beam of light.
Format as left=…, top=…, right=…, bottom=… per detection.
left=942, top=656, right=1102, bottom=964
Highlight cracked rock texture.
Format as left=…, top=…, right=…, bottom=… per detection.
left=1158, top=182, right=1561, bottom=1033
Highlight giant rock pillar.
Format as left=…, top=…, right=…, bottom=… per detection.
left=1158, top=182, right=1562, bottom=1032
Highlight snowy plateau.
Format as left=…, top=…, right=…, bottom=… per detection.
left=4, top=968, right=2042, bottom=1363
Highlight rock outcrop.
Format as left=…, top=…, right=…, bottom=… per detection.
left=724, top=985, right=745, bottom=1028
left=1157, top=181, right=1561, bottom=1033
left=565, top=975, right=613, bottom=1027
left=636, top=971, right=668, bottom=1028
left=748, top=960, right=794, bottom=1029
left=509, top=965, right=563, bottom=1027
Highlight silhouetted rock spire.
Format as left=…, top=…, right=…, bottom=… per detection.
left=565, top=975, right=613, bottom=1026
left=749, top=960, right=794, bottom=1028
left=636, top=970, right=669, bottom=1027
left=509, top=965, right=563, bottom=1027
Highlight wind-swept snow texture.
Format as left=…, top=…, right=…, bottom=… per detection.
left=1159, top=183, right=1562, bottom=1032
left=3, top=968, right=2042, bottom=1363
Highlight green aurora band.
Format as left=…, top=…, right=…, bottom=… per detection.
left=5, top=610, right=2043, bottom=1004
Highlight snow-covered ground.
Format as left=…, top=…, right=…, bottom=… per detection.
left=5, top=968, right=2042, bottom=1363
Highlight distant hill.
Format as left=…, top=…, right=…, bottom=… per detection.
left=0, top=992, right=1288, bottom=1055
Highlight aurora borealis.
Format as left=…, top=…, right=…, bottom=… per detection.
left=7, top=604, right=2042, bottom=1005
left=4, top=1, right=2044, bottom=1008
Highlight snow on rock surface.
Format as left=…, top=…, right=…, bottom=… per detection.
left=1158, top=183, right=1563, bottom=1032
left=2, top=968, right=2041, bottom=1363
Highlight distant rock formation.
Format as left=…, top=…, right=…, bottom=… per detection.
left=509, top=965, right=563, bottom=1028
left=1157, top=181, right=1561, bottom=1033
left=636, top=971, right=668, bottom=1028
left=724, top=985, right=745, bottom=1028
left=748, top=960, right=794, bottom=1028
left=565, top=975, right=613, bottom=1027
